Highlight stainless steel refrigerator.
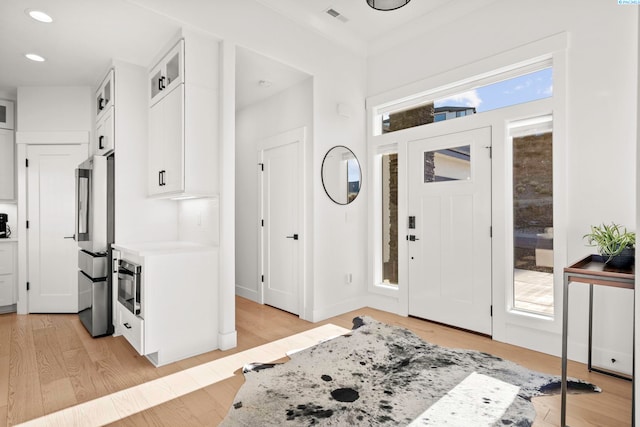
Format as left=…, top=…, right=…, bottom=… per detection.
left=75, top=153, right=114, bottom=337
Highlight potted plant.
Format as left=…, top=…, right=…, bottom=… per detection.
left=583, top=222, right=636, bottom=268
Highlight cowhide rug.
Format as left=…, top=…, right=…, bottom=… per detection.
left=220, top=316, right=600, bottom=426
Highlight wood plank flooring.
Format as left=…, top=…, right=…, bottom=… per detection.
left=0, top=297, right=633, bottom=426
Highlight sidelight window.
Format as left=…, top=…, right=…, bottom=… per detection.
left=510, top=116, right=554, bottom=316
left=381, top=153, right=398, bottom=285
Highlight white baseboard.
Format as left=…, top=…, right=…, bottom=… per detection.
left=218, top=330, right=238, bottom=351
left=311, top=298, right=366, bottom=323
left=236, top=285, right=259, bottom=302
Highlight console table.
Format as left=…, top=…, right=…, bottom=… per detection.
left=561, top=254, right=634, bottom=427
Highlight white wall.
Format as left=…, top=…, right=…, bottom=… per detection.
left=235, top=78, right=312, bottom=301
left=635, top=8, right=640, bottom=424
left=131, top=0, right=369, bottom=322
left=16, top=87, right=92, bottom=131
left=367, top=0, right=637, bottom=368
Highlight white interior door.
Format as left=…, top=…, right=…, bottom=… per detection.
left=28, top=144, right=87, bottom=313
left=408, top=127, right=492, bottom=335
left=260, top=131, right=303, bottom=315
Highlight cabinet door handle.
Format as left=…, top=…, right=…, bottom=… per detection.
left=286, top=234, right=299, bottom=240
left=158, top=171, right=163, bottom=187
left=158, top=77, right=163, bottom=91
left=99, top=135, right=105, bottom=150
left=98, top=97, right=105, bottom=111
left=123, top=322, right=132, bottom=329
left=161, top=76, right=166, bottom=89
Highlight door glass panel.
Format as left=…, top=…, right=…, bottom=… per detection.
left=0, top=106, right=5, bottom=123
left=381, top=153, right=398, bottom=285
left=78, top=176, right=89, bottom=234
left=512, top=129, right=554, bottom=316
left=424, top=145, right=471, bottom=183
left=151, top=70, right=162, bottom=99
left=166, top=51, right=180, bottom=85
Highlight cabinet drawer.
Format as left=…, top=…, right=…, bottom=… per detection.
left=0, top=274, right=15, bottom=306
left=0, top=245, right=14, bottom=275
left=118, top=303, right=144, bottom=355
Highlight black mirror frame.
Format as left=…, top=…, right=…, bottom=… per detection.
left=321, top=145, right=362, bottom=205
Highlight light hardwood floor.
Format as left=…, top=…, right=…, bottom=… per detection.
left=0, top=297, right=632, bottom=426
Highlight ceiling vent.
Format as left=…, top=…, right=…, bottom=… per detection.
left=325, top=8, right=349, bottom=23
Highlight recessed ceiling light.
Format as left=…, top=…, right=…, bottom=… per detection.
left=25, top=53, right=46, bottom=62
left=26, top=9, right=53, bottom=23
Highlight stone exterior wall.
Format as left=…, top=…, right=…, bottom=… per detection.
left=387, top=103, right=434, bottom=133
left=513, top=132, right=553, bottom=273
left=383, top=153, right=398, bottom=284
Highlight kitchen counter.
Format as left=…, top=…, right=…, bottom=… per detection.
left=112, top=240, right=216, bottom=256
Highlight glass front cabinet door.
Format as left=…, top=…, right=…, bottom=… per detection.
left=0, top=100, right=15, bottom=130
left=96, top=69, right=114, bottom=120
left=148, top=40, right=184, bottom=106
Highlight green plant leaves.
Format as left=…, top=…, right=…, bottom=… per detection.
left=583, top=222, right=636, bottom=261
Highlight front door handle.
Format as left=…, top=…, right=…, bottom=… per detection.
left=64, top=234, right=76, bottom=240
left=286, top=234, right=299, bottom=240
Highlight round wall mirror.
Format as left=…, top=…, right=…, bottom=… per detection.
left=321, top=145, right=362, bottom=205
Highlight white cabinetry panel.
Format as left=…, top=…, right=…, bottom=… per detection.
left=0, top=129, right=15, bottom=200
left=146, top=30, right=218, bottom=199
left=95, top=106, right=114, bottom=155
left=113, top=242, right=218, bottom=366
left=0, top=242, right=16, bottom=307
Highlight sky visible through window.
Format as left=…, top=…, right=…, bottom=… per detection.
left=434, top=68, right=553, bottom=113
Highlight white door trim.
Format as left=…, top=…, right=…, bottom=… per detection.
left=257, top=127, right=306, bottom=315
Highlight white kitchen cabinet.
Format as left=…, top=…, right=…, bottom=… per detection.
left=112, top=241, right=219, bottom=367
left=96, top=69, right=114, bottom=121
left=0, top=129, right=15, bottom=200
left=0, top=241, right=17, bottom=310
left=148, top=85, right=184, bottom=195
left=149, top=40, right=183, bottom=107
left=147, top=29, right=219, bottom=199
left=0, top=100, right=15, bottom=130
left=95, top=106, right=114, bottom=155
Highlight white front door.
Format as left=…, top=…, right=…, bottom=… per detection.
left=28, top=144, right=88, bottom=313
left=408, top=127, right=492, bottom=335
left=260, top=130, right=304, bottom=315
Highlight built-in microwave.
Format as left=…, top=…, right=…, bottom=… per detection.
left=117, top=259, right=142, bottom=316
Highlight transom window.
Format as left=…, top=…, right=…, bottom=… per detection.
left=379, top=67, right=552, bottom=134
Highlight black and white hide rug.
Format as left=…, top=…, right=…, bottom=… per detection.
left=220, top=316, right=600, bottom=426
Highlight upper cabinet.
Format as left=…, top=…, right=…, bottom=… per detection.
left=0, top=129, right=15, bottom=200
left=94, top=69, right=115, bottom=155
left=0, top=100, right=15, bottom=200
left=147, top=29, right=219, bottom=199
left=96, top=69, right=114, bottom=121
left=149, top=40, right=184, bottom=107
left=95, top=106, right=114, bottom=155
left=0, top=100, right=14, bottom=130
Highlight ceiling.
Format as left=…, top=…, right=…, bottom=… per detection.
left=0, top=0, right=498, bottom=106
